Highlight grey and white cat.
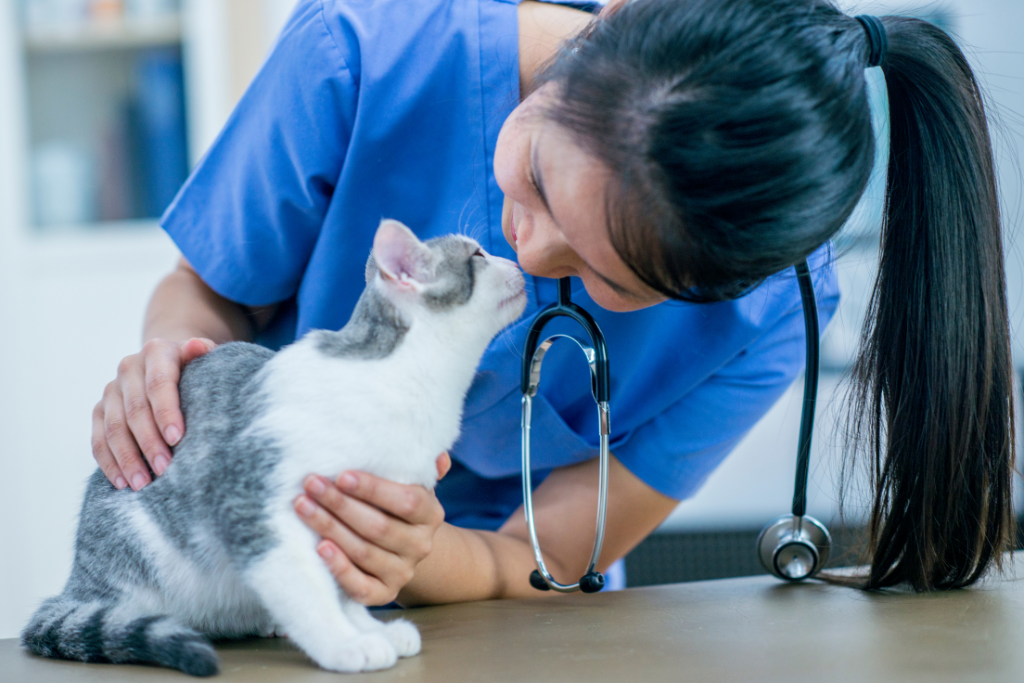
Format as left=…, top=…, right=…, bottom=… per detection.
left=22, top=220, right=527, bottom=676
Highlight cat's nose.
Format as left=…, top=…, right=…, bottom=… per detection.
left=490, top=255, right=519, bottom=270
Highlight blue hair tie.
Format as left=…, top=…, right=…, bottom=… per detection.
left=855, top=15, right=888, bottom=67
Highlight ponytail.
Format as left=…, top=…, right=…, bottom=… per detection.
left=849, top=16, right=1014, bottom=590
left=540, top=0, right=1014, bottom=590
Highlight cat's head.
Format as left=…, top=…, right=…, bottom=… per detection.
left=367, top=220, right=527, bottom=337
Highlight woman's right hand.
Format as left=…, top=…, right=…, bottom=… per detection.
left=92, top=337, right=216, bottom=491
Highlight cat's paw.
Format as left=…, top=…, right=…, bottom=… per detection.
left=383, top=619, right=421, bottom=658
left=319, top=633, right=397, bottom=672
left=257, top=622, right=288, bottom=639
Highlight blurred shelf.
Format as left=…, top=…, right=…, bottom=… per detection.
left=30, top=217, right=161, bottom=234
left=21, top=219, right=180, bottom=276
left=23, top=15, right=182, bottom=54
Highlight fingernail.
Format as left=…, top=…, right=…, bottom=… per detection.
left=165, top=426, right=181, bottom=446
left=153, top=455, right=170, bottom=476
left=338, top=473, right=357, bottom=491
left=318, top=543, right=335, bottom=561
left=295, top=496, right=316, bottom=517
left=306, top=476, right=326, bottom=496
left=114, top=476, right=128, bottom=490
left=131, top=472, right=150, bottom=491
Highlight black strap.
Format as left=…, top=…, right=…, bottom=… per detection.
left=855, top=15, right=888, bottom=68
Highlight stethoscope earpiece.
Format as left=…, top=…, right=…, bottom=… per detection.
left=530, top=569, right=606, bottom=593
left=579, top=571, right=606, bottom=593
left=529, top=570, right=551, bottom=591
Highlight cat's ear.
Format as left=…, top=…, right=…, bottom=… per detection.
left=372, top=220, right=435, bottom=291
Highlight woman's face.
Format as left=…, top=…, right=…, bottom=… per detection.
left=494, top=84, right=667, bottom=313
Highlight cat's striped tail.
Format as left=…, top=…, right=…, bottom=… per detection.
left=21, top=595, right=219, bottom=677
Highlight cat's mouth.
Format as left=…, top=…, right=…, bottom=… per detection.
left=499, top=290, right=527, bottom=309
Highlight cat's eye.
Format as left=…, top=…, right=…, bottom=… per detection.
left=472, top=248, right=487, bottom=259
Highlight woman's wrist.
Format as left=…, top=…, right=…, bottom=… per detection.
left=396, top=522, right=554, bottom=606
left=396, top=523, right=493, bottom=606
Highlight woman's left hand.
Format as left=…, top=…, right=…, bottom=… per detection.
left=294, top=453, right=451, bottom=606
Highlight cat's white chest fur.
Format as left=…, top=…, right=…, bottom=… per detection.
left=252, top=330, right=466, bottom=498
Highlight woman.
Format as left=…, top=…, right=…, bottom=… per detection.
left=91, top=0, right=1013, bottom=602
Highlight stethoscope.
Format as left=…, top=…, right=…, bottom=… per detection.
left=521, top=261, right=832, bottom=593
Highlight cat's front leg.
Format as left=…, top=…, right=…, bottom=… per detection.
left=244, top=531, right=398, bottom=672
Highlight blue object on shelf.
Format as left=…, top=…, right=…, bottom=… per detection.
left=135, top=48, right=189, bottom=218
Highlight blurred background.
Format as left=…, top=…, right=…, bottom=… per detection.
left=0, top=0, right=1022, bottom=639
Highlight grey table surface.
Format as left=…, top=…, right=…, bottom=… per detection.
left=3, top=554, right=1023, bottom=682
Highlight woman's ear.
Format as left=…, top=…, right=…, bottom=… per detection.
left=372, top=219, right=435, bottom=290
left=599, top=0, right=630, bottom=16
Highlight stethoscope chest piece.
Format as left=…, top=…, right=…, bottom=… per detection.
left=756, top=514, right=832, bottom=581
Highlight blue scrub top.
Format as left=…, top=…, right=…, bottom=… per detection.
left=162, top=0, right=839, bottom=531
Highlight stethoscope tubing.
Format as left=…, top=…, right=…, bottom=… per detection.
left=522, top=393, right=610, bottom=592
left=521, top=277, right=611, bottom=592
left=791, top=261, right=819, bottom=518
left=522, top=262, right=825, bottom=591
left=521, top=278, right=610, bottom=402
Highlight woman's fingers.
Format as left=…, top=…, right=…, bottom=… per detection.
left=304, top=476, right=419, bottom=557
left=294, top=494, right=407, bottom=604
left=313, top=540, right=393, bottom=606
left=335, top=471, right=439, bottom=526
left=121, top=351, right=172, bottom=478
left=100, top=381, right=151, bottom=491
left=91, top=338, right=216, bottom=490
left=181, top=337, right=216, bottom=362
left=143, top=340, right=187, bottom=450
left=144, top=338, right=215, bottom=456
left=436, top=452, right=452, bottom=480
left=296, top=470, right=446, bottom=602
left=92, top=401, right=129, bottom=490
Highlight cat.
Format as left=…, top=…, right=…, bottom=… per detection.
left=21, top=219, right=528, bottom=676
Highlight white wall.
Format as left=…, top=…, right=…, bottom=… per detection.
left=0, top=0, right=1022, bottom=641
left=0, top=0, right=217, bottom=642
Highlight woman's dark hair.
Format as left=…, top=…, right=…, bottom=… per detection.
left=540, top=0, right=1014, bottom=590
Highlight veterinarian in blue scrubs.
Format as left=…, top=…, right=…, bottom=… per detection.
left=91, top=0, right=841, bottom=603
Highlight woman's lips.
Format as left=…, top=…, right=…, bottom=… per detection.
left=510, top=213, right=518, bottom=243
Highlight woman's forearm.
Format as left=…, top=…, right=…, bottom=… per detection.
left=396, top=455, right=678, bottom=606
left=143, top=258, right=256, bottom=345
left=397, top=522, right=562, bottom=606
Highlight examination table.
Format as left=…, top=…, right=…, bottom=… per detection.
left=3, top=552, right=1022, bottom=682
